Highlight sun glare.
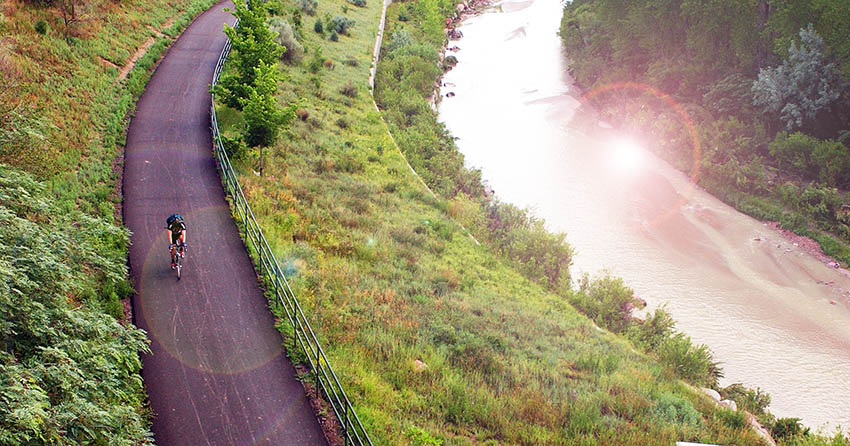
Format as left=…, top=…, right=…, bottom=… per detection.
left=609, top=138, right=645, bottom=173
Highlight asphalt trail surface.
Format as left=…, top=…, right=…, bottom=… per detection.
left=124, top=2, right=327, bottom=444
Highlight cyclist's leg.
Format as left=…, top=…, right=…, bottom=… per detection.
left=170, top=230, right=179, bottom=266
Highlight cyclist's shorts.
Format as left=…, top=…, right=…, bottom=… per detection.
left=170, top=230, right=183, bottom=245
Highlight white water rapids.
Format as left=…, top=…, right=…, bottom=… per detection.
left=438, top=0, right=850, bottom=430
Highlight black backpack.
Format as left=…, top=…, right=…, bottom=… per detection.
left=166, top=214, right=184, bottom=230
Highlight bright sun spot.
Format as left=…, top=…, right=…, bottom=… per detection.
left=609, top=138, right=645, bottom=173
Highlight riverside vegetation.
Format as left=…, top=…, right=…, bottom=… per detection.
left=212, top=0, right=812, bottom=444
left=558, top=1, right=850, bottom=444
left=559, top=0, right=850, bottom=267
left=1, top=0, right=224, bottom=442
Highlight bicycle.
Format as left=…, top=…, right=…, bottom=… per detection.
left=170, top=242, right=187, bottom=280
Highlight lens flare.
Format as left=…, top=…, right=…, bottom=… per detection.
left=610, top=137, right=644, bottom=173
left=580, top=82, right=702, bottom=228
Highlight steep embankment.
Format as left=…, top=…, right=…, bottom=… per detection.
left=213, top=0, right=767, bottom=444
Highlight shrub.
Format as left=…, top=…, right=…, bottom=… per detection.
left=772, top=417, right=809, bottom=442
left=720, top=383, right=771, bottom=416
left=571, top=272, right=643, bottom=333
left=296, top=0, right=318, bottom=15
left=308, top=47, right=324, bottom=73
left=268, top=17, right=304, bottom=62
left=653, top=392, right=701, bottom=426
left=340, top=81, right=358, bottom=97
left=714, top=408, right=748, bottom=429
left=386, top=30, right=414, bottom=53
left=658, top=332, right=722, bottom=387
left=329, top=15, right=355, bottom=35
left=406, top=426, right=442, bottom=446
left=350, top=0, right=366, bottom=6
left=329, top=30, right=338, bottom=41
left=313, top=18, right=323, bottom=33
left=0, top=166, right=150, bottom=444
left=222, top=134, right=250, bottom=160
left=627, top=305, right=675, bottom=351
left=34, top=19, right=47, bottom=34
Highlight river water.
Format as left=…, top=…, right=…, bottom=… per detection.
left=438, top=0, right=850, bottom=430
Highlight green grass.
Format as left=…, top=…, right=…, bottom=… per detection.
left=216, top=0, right=770, bottom=443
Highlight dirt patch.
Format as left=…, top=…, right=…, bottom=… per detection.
left=115, top=12, right=181, bottom=82
left=118, top=35, right=157, bottom=81
left=161, top=15, right=178, bottom=31
left=100, top=57, right=120, bottom=69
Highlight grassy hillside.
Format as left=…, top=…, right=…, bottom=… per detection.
left=216, top=0, right=769, bottom=444
left=1, top=0, right=218, bottom=442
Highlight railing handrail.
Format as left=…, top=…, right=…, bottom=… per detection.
left=210, top=25, right=373, bottom=446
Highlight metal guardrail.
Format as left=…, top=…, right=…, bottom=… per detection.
left=210, top=32, right=373, bottom=446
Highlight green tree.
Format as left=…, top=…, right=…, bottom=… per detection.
left=240, top=59, right=295, bottom=148
left=752, top=26, right=843, bottom=132
left=214, top=0, right=284, bottom=109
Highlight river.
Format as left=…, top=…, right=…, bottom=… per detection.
left=438, top=0, right=850, bottom=430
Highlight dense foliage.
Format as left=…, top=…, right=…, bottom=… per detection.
left=0, top=166, right=151, bottom=445
left=1, top=0, right=222, bottom=443
left=560, top=0, right=850, bottom=264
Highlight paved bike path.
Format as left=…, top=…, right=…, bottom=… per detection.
left=123, top=2, right=326, bottom=444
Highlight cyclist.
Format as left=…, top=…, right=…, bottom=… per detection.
left=166, top=214, right=187, bottom=269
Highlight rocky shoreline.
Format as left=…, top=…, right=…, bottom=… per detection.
left=429, top=0, right=496, bottom=108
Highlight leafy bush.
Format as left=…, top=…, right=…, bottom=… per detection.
left=350, top=0, right=366, bottom=7
left=658, top=332, right=722, bottom=387
left=308, top=47, right=325, bottom=73
left=34, top=19, right=47, bottom=34
left=0, top=165, right=151, bottom=445
left=720, top=383, right=771, bottom=416
left=652, top=392, right=701, bottom=426
left=627, top=305, right=675, bottom=351
left=329, top=30, right=338, bottom=41
left=296, top=0, right=318, bottom=15
left=714, top=408, right=748, bottom=429
left=329, top=15, right=355, bottom=35
left=752, top=26, right=843, bottom=132
left=772, top=417, right=809, bottom=442
left=339, top=81, right=358, bottom=97
left=222, top=134, right=250, bottom=160
left=268, top=17, right=304, bottom=62
left=406, top=427, right=442, bottom=446
left=570, top=272, right=643, bottom=333
left=313, top=17, right=323, bottom=33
